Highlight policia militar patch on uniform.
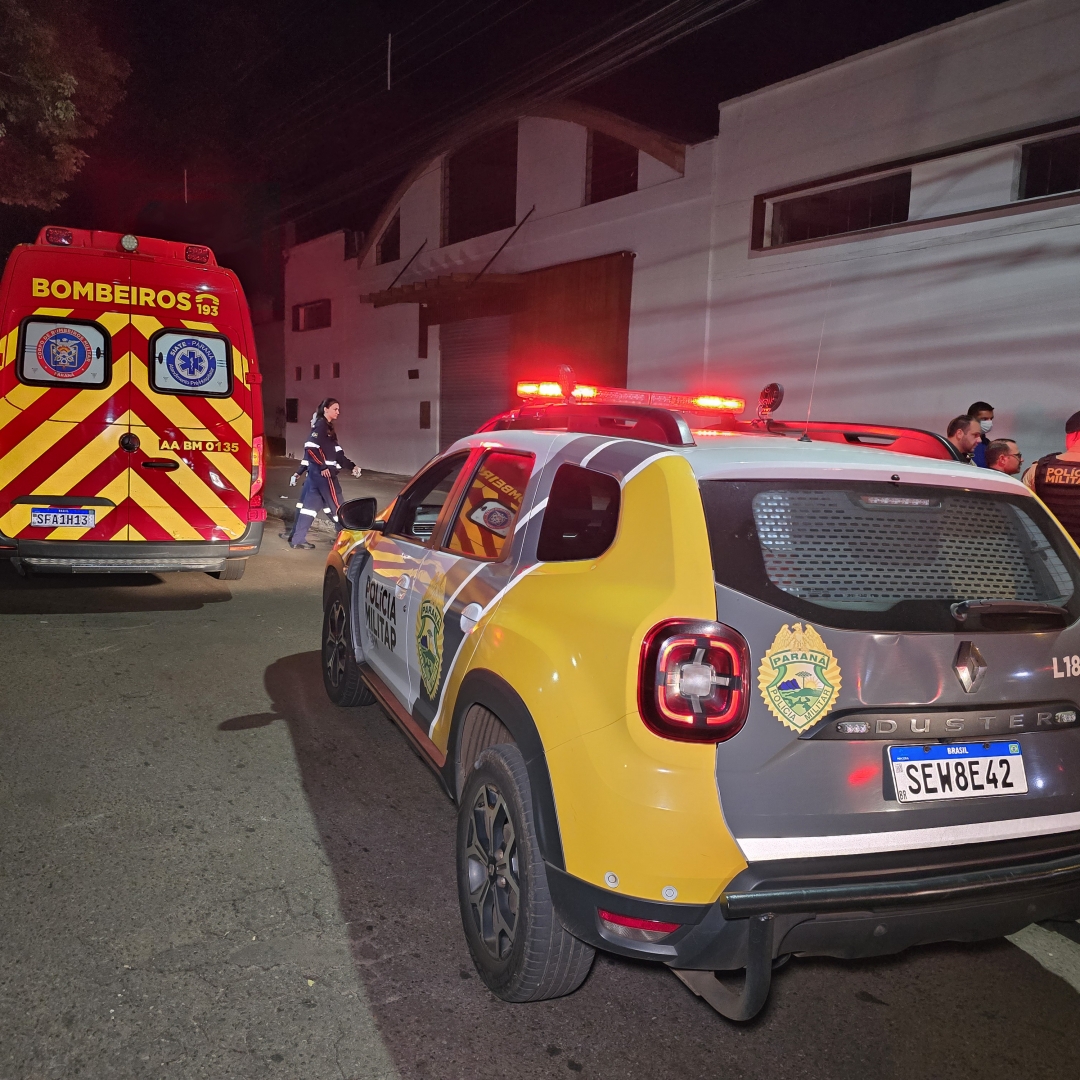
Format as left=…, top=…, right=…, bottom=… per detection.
left=758, top=623, right=842, bottom=732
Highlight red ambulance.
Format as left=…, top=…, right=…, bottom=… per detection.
left=0, top=227, right=265, bottom=578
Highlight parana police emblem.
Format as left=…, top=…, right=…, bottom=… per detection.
left=757, top=623, right=842, bottom=732
left=416, top=572, right=446, bottom=700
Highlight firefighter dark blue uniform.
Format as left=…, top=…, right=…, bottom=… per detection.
left=288, top=415, right=357, bottom=547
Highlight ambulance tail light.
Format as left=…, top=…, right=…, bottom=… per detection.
left=249, top=436, right=265, bottom=505
left=185, top=245, right=211, bottom=264
left=517, top=381, right=744, bottom=415
left=45, top=228, right=73, bottom=247
left=598, top=909, right=680, bottom=943
left=638, top=619, right=750, bottom=742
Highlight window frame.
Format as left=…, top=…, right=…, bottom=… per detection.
left=441, top=448, right=536, bottom=563
left=16, top=315, right=112, bottom=390
left=291, top=299, right=332, bottom=332
left=536, top=463, right=622, bottom=563
left=147, top=327, right=234, bottom=400
left=384, top=450, right=473, bottom=547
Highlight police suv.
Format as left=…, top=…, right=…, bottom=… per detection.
left=319, top=382, right=1080, bottom=1021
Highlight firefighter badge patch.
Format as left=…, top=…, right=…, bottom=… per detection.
left=416, top=571, right=446, bottom=701
left=758, top=623, right=842, bottom=732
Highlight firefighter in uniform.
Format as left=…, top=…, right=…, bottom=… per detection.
left=1024, top=410, right=1080, bottom=544
left=285, top=397, right=361, bottom=548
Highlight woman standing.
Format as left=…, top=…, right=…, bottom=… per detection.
left=285, top=397, right=361, bottom=549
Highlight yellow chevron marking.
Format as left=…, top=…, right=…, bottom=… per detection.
left=96, top=311, right=129, bottom=336
left=32, top=307, right=74, bottom=317
left=128, top=408, right=245, bottom=536
left=0, top=420, right=133, bottom=538
left=128, top=353, right=249, bottom=440
left=0, top=327, right=17, bottom=369
left=127, top=470, right=203, bottom=540
left=0, top=382, right=48, bottom=419
left=49, top=352, right=131, bottom=423
left=127, top=524, right=144, bottom=541
left=180, top=320, right=217, bottom=332
left=130, top=314, right=163, bottom=339
left=204, top=449, right=251, bottom=494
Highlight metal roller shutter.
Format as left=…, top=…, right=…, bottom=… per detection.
left=438, top=316, right=513, bottom=451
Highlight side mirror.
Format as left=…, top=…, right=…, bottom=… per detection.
left=338, top=497, right=379, bottom=531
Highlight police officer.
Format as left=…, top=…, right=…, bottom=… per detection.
left=285, top=397, right=361, bottom=549
left=1024, top=411, right=1080, bottom=544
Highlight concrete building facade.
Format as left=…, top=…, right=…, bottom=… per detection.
left=284, top=0, right=1080, bottom=473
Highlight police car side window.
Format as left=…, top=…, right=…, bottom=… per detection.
left=387, top=452, right=470, bottom=543
left=446, top=450, right=534, bottom=560
left=18, top=317, right=111, bottom=388
left=537, top=464, right=620, bottom=561
left=149, top=328, right=232, bottom=398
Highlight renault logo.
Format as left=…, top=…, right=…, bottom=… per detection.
left=954, top=641, right=987, bottom=693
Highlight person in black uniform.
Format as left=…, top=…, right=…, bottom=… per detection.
left=285, top=397, right=361, bottom=548
left=1024, top=410, right=1080, bottom=545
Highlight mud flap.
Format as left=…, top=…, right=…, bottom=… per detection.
left=672, top=913, right=775, bottom=1021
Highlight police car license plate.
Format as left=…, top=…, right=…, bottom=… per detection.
left=889, top=742, right=1027, bottom=803
left=30, top=507, right=95, bottom=528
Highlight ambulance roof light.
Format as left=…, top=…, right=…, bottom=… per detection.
left=120, top=234, right=139, bottom=252
left=45, top=228, right=73, bottom=247
left=185, top=245, right=211, bottom=264
left=516, top=380, right=744, bottom=415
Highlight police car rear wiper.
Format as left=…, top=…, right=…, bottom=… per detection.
left=951, top=599, right=1070, bottom=623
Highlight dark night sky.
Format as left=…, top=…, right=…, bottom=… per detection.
left=0, top=0, right=1004, bottom=302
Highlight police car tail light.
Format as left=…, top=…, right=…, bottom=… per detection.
left=249, top=436, right=265, bottom=504
left=45, top=227, right=73, bottom=246
left=639, top=619, right=750, bottom=742
left=598, top=909, right=680, bottom=943
left=185, top=245, right=211, bottom=264
left=517, top=381, right=744, bottom=415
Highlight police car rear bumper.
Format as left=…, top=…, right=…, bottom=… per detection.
left=0, top=521, right=263, bottom=574
left=548, top=828, right=1080, bottom=970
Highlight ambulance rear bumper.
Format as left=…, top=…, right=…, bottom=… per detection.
left=0, top=521, right=263, bottom=574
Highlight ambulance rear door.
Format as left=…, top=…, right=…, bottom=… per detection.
left=0, top=247, right=133, bottom=542
left=127, top=268, right=252, bottom=542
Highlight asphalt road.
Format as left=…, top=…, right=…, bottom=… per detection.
left=5, top=535, right=1080, bottom=1080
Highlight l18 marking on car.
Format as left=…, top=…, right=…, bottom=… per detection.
left=31, top=507, right=95, bottom=528
left=889, top=741, right=1027, bottom=802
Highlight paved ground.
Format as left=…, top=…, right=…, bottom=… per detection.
left=5, top=536, right=1080, bottom=1079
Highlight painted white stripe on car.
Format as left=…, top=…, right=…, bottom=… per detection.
left=427, top=562, right=542, bottom=739
left=737, top=811, right=1080, bottom=861
left=579, top=439, right=622, bottom=467
left=621, top=450, right=679, bottom=486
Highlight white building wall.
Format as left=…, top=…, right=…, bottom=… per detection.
left=707, top=0, right=1080, bottom=460
left=517, top=117, right=586, bottom=218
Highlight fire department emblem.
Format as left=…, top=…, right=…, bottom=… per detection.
left=468, top=499, right=513, bottom=537
left=166, top=338, right=216, bottom=388
left=416, top=571, right=446, bottom=700
left=758, top=623, right=842, bottom=732
left=36, top=327, right=92, bottom=379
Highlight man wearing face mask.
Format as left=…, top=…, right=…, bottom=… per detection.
left=967, top=400, right=994, bottom=467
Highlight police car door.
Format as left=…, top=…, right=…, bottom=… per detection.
left=408, top=448, right=537, bottom=733
left=356, top=451, right=472, bottom=704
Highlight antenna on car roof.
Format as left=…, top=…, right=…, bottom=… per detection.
left=801, top=282, right=832, bottom=442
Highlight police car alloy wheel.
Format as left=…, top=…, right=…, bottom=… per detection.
left=322, top=587, right=375, bottom=707
left=457, top=743, right=594, bottom=1001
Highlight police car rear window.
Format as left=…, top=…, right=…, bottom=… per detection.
left=699, top=479, right=1080, bottom=632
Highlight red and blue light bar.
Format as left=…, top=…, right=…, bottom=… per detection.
left=516, top=380, right=744, bottom=415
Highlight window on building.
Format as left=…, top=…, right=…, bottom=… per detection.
left=294, top=366, right=302, bottom=381
left=291, top=299, right=331, bottom=331
left=443, top=125, right=518, bottom=246
left=333, top=362, right=340, bottom=378
left=408, top=368, right=419, bottom=380
left=376, top=212, right=400, bottom=264
left=770, top=171, right=911, bottom=247
left=419, top=400, right=432, bottom=429
left=344, top=228, right=363, bottom=261
left=313, top=364, right=321, bottom=380
left=285, top=398, right=298, bottom=424
left=586, top=131, right=638, bottom=205
left=1020, top=132, right=1080, bottom=200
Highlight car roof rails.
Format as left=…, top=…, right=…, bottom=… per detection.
left=480, top=402, right=696, bottom=447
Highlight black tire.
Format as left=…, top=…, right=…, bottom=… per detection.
left=213, top=560, right=246, bottom=581
left=457, top=743, right=594, bottom=1002
left=322, top=585, right=375, bottom=706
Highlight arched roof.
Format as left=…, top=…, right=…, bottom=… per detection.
left=356, top=101, right=688, bottom=266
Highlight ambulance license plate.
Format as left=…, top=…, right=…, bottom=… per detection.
left=30, top=507, right=95, bottom=528
left=889, top=741, right=1027, bottom=803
